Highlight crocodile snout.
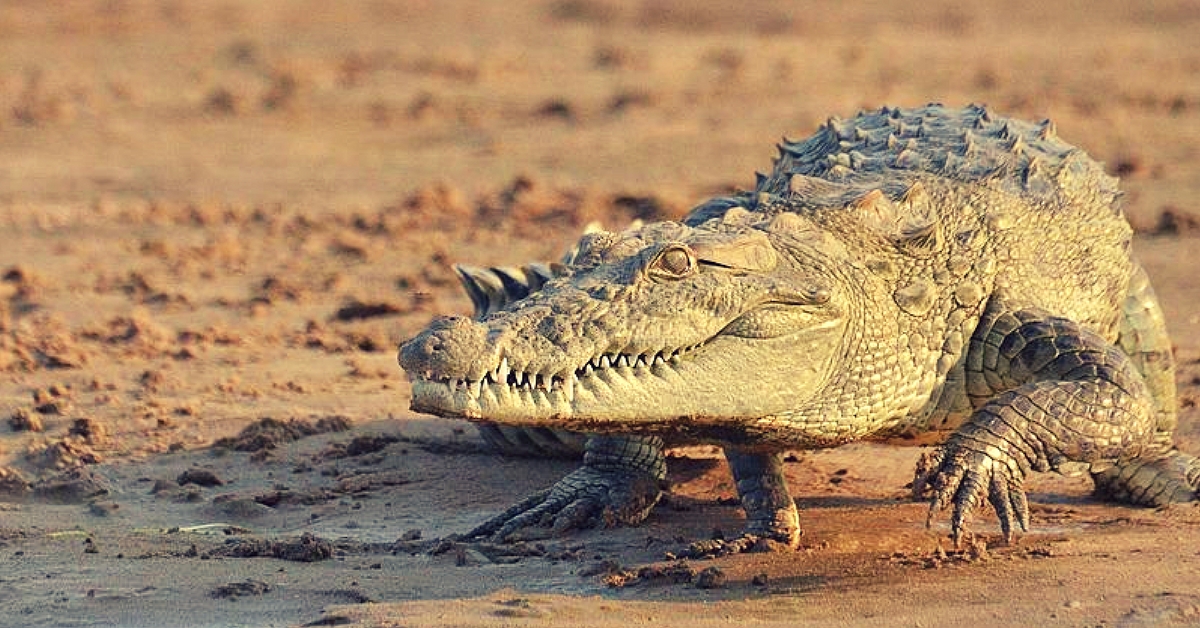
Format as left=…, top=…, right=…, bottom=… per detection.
left=398, top=315, right=491, bottom=380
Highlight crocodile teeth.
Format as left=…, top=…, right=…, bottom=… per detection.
left=436, top=342, right=705, bottom=399
left=497, top=357, right=510, bottom=381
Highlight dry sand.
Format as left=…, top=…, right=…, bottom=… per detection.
left=1, top=1, right=1199, bottom=626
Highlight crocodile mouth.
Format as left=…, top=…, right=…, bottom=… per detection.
left=406, top=343, right=705, bottom=419
left=404, top=302, right=845, bottom=424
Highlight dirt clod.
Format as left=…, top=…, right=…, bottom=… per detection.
left=0, top=466, right=31, bottom=495
left=694, top=566, right=727, bottom=589
left=212, top=579, right=272, bottom=599
left=8, top=409, right=42, bottom=432
left=214, top=416, right=352, bottom=452
left=1150, top=207, right=1200, bottom=236
left=320, top=434, right=401, bottom=459
left=177, top=468, right=224, bottom=487
left=31, top=467, right=111, bottom=502
left=69, top=418, right=107, bottom=446
left=332, top=300, right=405, bottom=322
left=212, top=532, right=334, bottom=562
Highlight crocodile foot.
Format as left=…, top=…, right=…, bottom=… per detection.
left=464, top=464, right=663, bottom=542
left=913, top=444, right=1030, bottom=547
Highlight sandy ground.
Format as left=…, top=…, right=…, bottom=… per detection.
left=2, top=1, right=1200, bottom=626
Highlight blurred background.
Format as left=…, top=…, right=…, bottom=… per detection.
left=2, top=0, right=1197, bottom=219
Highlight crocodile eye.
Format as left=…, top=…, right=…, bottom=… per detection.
left=649, top=245, right=696, bottom=280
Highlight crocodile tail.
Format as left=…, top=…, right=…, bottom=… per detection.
left=1116, top=263, right=1177, bottom=434
left=1091, top=449, right=1200, bottom=506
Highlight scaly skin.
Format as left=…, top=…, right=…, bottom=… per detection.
left=400, top=104, right=1200, bottom=547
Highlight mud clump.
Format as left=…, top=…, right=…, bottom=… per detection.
left=27, top=438, right=103, bottom=470
left=79, top=314, right=175, bottom=358
left=2, top=313, right=88, bottom=371
left=602, top=561, right=699, bottom=588
left=335, top=470, right=412, bottom=494
left=213, top=416, right=352, bottom=452
left=881, top=536, right=1046, bottom=569
left=332, top=300, right=406, bottom=322
left=0, top=466, right=31, bottom=495
left=1150, top=207, right=1200, bottom=236
left=694, top=566, right=727, bottom=589
left=30, top=467, right=112, bottom=503
left=290, top=320, right=394, bottom=354
left=211, top=579, right=272, bottom=599
left=8, top=409, right=43, bottom=432
left=69, top=417, right=107, bottom=446
left=319, top=434, right=401, bottom=460
left=178, top=468, right=225, bottom=487
left=212, top=532, right=334, bottom=562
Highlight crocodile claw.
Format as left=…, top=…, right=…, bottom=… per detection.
left=914, top=444, right=1030, bottom=546
left=465, top=464, right=663, bottom=542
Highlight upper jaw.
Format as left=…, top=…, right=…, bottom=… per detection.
left=404, top=338, right=707, bottom=419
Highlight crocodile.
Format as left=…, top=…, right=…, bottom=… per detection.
left=399, top=104, right=1200, bottom=548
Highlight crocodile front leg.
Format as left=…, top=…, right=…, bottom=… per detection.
left=915, top=302, right=1192, bottom=545
left=465, top=435, right=666, bottom=541
left=726, top=449, right=801, bottom=545
left=682, top=450, right=800, bottom=557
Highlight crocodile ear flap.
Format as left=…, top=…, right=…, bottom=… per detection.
left=455, top=263, right=560, bottom=318
left=454, top=264, right=509, bottom=319
left=854, top=184, right=941, bottom=257
left=523, top=263, right=556, bottom=287
left=691, top=230, right=778, bottom=272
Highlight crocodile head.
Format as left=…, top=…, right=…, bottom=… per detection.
left=398, top=209, right=849, bottom=433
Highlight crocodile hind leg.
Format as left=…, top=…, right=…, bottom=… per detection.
left=1092, top=263, right=1200, bottom=505
left=915, top=298, right=1197, bottom=545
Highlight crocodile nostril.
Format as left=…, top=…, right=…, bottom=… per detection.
left=430, top=315, right=469, bottom=330
left=398, top=315, right=492, bottom=378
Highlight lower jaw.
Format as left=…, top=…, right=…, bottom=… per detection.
left=407, top=380, right=576, bottom=423
left=408, top=394, right=789, bottom=448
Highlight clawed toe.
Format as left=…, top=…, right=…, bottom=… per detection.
left=463, top=464, right=662, bottom=543
left=918, top=444, right=1029, bottom=546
